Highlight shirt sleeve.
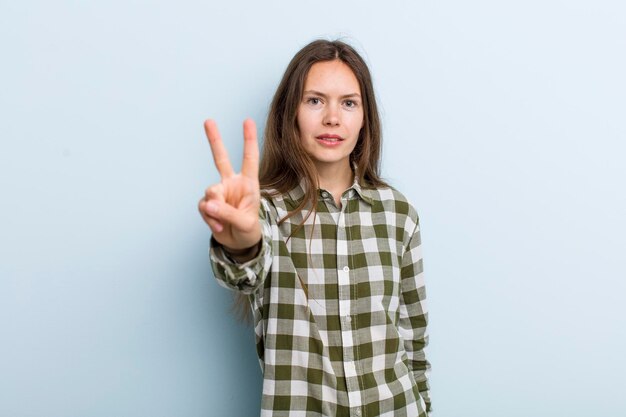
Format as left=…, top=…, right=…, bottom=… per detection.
left=208, top=206, right=273, bottom=294
left=398, top=218, right=432, bottom=414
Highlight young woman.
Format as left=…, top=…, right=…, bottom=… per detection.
left=199, top=39, right=431, bottom=417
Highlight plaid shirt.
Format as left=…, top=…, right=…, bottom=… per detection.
left=210, top=177, right=431, bottom=417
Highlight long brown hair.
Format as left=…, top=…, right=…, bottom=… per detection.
left=260, top=39, right=388, bottom=215
left=234, top=39, right=389, bottom=321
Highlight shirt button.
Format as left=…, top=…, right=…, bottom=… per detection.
left=345, top=315, right=352, bottom=323
left=343, top=266, right=350, bottom=272
left=355, top=409, right=361, bottom=416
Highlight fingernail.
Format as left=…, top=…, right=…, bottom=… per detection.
left=207, top=201, right=217, bottom=214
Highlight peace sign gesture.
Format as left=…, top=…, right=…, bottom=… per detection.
left=198, top=119, right=262, bottom=254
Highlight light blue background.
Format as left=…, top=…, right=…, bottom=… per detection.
left=1, top=1, right=625, bottom=416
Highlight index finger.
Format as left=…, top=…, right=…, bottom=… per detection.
left=241, top=118, right=259, bottom=180
left=204, top=119, right=235, bottom=178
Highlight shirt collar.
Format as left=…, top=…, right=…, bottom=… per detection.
left=350, top=175, right=375, bottom=205
left=286, top=176, right=308, bottom=203
left=286, top=164, right=374, bottom=206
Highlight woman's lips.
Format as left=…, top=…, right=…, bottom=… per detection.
left=316, top=135, right=344, bottom=146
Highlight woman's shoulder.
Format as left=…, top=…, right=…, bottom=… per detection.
left=364, top=184, right=420, bottom=222
left=260, top=188, right=290, bottom=207
left=259, top=188, right=294, bottom=221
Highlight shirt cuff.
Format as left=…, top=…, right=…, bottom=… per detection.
left=209, top=224, right=272, bottom=294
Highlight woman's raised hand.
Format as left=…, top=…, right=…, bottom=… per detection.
left=198, top=119, right=262, bottom=251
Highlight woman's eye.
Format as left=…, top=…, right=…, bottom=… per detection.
left=307, top=97, right=321, bottom=105
left=344, top=100, right=357, bottom=108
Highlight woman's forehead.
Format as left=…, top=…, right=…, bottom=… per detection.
left=304, top=60, right=360, bottom=95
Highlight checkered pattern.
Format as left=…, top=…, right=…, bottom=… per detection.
left=210, top=177, right=431, bottom=417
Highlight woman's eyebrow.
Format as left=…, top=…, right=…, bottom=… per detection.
left=303, top=90, right=361, bottom=99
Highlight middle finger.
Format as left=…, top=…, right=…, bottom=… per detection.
left=204, top=119, right=235, bottom=178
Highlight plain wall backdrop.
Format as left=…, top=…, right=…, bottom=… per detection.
left=1, top=1, right=625, bottom=416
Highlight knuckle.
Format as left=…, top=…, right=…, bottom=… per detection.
left=205, top=185, right=217, bottom=198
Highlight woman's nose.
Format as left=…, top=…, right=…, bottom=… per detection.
left=323, top=105, right=340, bottom=126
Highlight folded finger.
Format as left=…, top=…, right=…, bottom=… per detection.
left=198, top=200, right=224, bottom=233
left=205, top=183, right=226, bottom=203
left=205, top=199, right=257, bottom=232
left=206, top=215, right=224, bottom=234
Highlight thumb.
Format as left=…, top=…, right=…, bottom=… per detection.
left=206, top=200, right=254, bottom=230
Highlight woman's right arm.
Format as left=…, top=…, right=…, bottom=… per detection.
left=198, top=119, right=272, bottom=292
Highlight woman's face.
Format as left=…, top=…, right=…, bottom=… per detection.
left=296, top=60, right=364, bottom=175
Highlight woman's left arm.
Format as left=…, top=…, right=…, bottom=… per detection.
left=398, top=218, right=432, bottom=413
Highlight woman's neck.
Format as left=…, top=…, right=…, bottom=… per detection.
left=315, top=161, right=354, bottom=205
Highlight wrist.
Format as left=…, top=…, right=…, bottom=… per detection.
left=223, top=239, right=262, bottom=262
